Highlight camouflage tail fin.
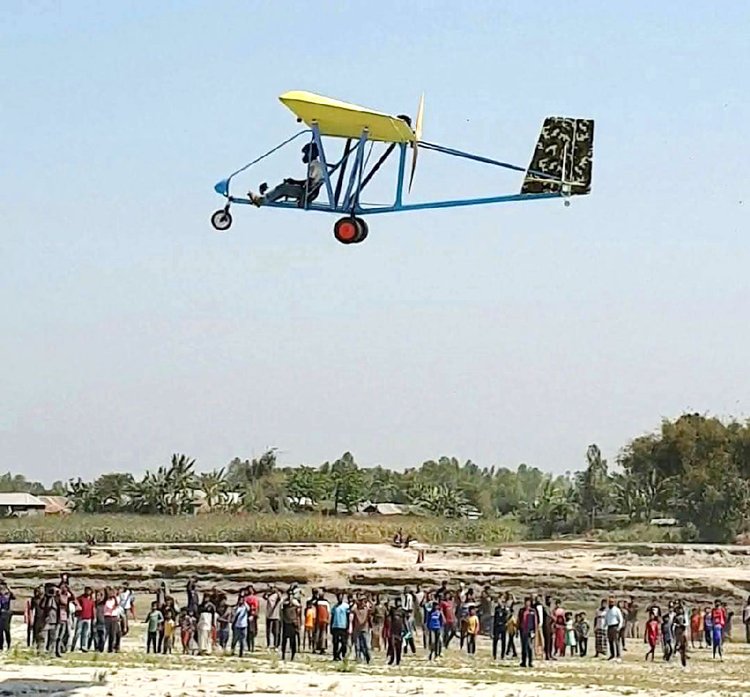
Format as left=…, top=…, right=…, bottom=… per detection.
left=521, top=118, right=594, bottom=196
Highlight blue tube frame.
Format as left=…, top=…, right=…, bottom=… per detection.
left=215, top=130, right=566, bottom=216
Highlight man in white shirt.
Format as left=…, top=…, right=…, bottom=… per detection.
left=605, top=597, right=624, bottom=660
left=118, top=584, right=135, bottom=635
left=249, top=142, right=325, bottom=208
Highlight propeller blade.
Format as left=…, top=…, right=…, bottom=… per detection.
left=408, top=93, right=425, bottom=193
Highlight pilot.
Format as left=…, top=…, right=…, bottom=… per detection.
left=248, top=142, right=324, bottom=207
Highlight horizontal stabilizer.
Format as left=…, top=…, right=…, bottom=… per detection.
left=521, top=118, right=594, bottom=196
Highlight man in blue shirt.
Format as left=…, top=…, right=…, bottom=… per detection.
left=330, top=594, right=350, bottom=661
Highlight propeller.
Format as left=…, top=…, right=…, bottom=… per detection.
left=408, top=93, right=424, bottom=193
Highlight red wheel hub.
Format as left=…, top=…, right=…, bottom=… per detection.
left=337, top=220, right=357, bottom=241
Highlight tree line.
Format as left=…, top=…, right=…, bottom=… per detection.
left=10, top=413, right=750, bottom=544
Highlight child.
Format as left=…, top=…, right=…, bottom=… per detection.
left=505, top=610, right=518, bottom=658
left=564, top=612, right=577, bottom=657
left=645, top=615, right=659, bottom=661
left=145, top=602, right=163, bottom=654
left=426, top=601, right=444, bottom=660
left=690, top=608, right=702, bottom=649
left=303, top=600, right=316, bottom=652
left=179, top=609, right=194, bottom=655
left=465, top=606, right=479, bottom=655
left=703, top=607, right=713, bottom=648
left=162, top=609, right=175, bottom=654
left=577, top=612, right=590, bottom=657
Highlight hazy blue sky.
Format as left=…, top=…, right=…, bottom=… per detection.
left=1, top=1, right=748, bottom=482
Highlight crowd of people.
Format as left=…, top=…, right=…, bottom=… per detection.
left=4, top=574, right=749, bottom=669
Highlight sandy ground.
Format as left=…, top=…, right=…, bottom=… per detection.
left=0, top=622, right=749, bottom=697
left=2, top=541, right=750, bottom=602
left=2, top=541, right=750, bottom=695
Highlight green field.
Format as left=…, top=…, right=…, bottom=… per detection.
left=0, top=513, right=679, bottom=545
left=0, top=513, right=524, bottom=544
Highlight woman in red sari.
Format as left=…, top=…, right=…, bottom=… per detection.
left=553, top=601, right=566, bottom=656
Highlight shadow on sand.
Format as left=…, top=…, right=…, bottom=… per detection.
left=0, top=678, right=94, bottom=696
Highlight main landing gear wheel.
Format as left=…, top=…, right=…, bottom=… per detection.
left=211, top=208, right=233, bottom=231
left=334, top=216, right=368, bottom=245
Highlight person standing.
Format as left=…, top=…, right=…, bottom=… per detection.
left=553, top=600, right=566, bottom=657
left=330, top=594, right=350, bottom=661
left=618, top=601, right=628, bottom=652
left=466, top=606, right=479, bottom=655
left=145, top=601, right=163, bottom=653
left=162, top=609, right=175, bottom=654
left=577, top=612, right=590, bottom=657
left=93, top=589, right=106, bottom=652
left=57, top=582, right=72, bottom=653
left=186, top=578, right=199, bottom=616
left=439, top=592, right=456, bottom=649
left=265, top=586, right=282, bottom=649
left=690, top=607, right=703, bottom=649
left=244, top=586, right=259, bottom=653
left=231, top=600, right=248, bottom=657
left=0, top=582, right=15, bottom=650
left=25, top=587, right=41, bottom=648
left=42, top=589, right=60, bottom=656
left=541, top=596, right=554, bottom=660
left=387, top=598, right=406, bottom=666
left=605, top=597, right=623, bottom=661
left=426, top=601, right=444, bottom=660
left=702, top=605, right=712, bottom=648
left=314, top=589, right=330, bottom=654
left=518, top=597, right=538, bottom=668
left=73, top=586, right=94, bottom=652
left=594, top=599, right=607, bottom=657
left=118, top=583, right=135, bottom=636
left=303, top=600, right=316, bottom=652
left=644, top=614, right=659, bottom=661
left=196, top=600, right=215, bottom=655
left=711, top=599, right=726, bottom=660
left=280, top=591, right=301, bottom=661
left=492, top=596, right=509, bottom=660
left=352, top=597, right=371, bottom=664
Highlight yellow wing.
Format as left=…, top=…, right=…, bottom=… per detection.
left=279, top=91, right=415, bottom=143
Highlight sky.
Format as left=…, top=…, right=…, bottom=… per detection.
left=1, top=1, right=749, bottom=483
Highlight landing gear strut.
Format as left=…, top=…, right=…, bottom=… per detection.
left=334, top=216, right=368, bottom=245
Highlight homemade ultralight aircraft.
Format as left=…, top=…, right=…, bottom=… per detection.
left=211, top=91, right=594, bottom=244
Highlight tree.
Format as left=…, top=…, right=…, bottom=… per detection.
left=518, top=478, right=575, bottom=539
left=198, top=468, right=230, bottom=511
left=286, top=466, right=326, bottom=510
left=574, top=444, right=612, bottom=529
left=329, top=452, right=366, bottom=513
left=411, top=483, right=470, bottom=518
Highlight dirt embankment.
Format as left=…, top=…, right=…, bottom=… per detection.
left=2, top=541, right=750, bottom=604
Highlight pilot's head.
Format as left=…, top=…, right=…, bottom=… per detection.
left=302, top=142, right=319, bottom=163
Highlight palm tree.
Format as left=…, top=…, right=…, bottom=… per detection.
left=198, top=468, right=229, bottom=511
left=165, top=454, right=198, bottom=514
left=411, top=483, right=470, bottom=518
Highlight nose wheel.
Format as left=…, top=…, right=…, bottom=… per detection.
left=211, top=207, right=233, bottom=231
left=334, top=216, right=368, bottom=245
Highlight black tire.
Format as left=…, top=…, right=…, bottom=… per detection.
left=353, top=217, right=369, bottom=243
left=334, top=217, right=359, bottom=244
left=211, top=209, right=232, bottom=231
